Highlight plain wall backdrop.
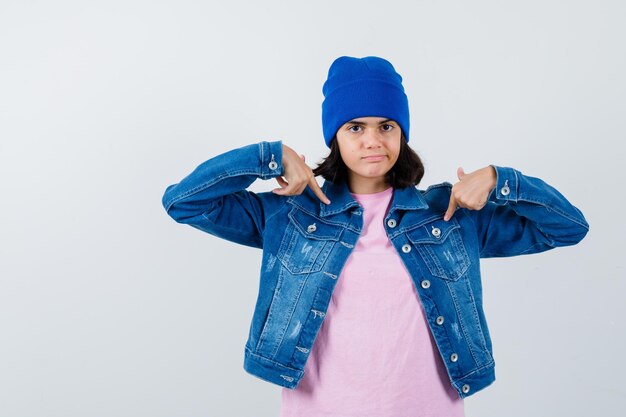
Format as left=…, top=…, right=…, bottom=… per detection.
left=1, top=0, right=624, bottom=416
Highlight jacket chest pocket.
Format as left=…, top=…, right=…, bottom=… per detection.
left=276, top=206, right=343, bottom=275
left=406, top=218, right=471, bottom=281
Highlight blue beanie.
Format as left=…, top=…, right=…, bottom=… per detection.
left=321, top=56, right=410, bottom=148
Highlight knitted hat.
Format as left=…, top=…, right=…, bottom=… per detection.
left=321, top=56, right=410, bottom=147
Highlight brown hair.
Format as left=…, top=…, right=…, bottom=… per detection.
left=312, top=131, right=425, bottom=188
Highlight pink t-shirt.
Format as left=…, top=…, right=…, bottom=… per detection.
left=280, top=186, right=465, bottom=417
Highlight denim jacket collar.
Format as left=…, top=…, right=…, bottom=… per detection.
left=319, top=180, right=429, bottom=218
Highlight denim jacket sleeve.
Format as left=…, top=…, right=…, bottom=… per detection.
left=161, top=140, right=287, bottom=249
left=468, top=165, right=590, bottom=258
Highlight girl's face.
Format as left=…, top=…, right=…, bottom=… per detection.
left=335, top=116, right=402, bottom=194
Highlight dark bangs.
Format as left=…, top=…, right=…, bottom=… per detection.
left=312, top=132, right=425, bottom=188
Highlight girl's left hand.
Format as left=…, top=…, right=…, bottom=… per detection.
left=444, top=166, right=497, bottom=221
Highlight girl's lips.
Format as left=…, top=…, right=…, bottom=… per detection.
left=362, top=155, right=386, bottom=161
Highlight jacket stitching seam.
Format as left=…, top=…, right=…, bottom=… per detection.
left=446, top=280, right=480, bottom=366
left=245, top=347, right=303, bottom=373
left=454, top=360, right=495, bottom=381
left=464, top=277, right=491, bottom=361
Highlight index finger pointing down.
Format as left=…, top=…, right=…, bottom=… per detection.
left=308, top=176, right=331, bottom=205
left=444, top=192, right=457, bottom=221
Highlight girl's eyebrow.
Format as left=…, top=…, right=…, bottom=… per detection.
left=348, top=118, right=394, bottom=125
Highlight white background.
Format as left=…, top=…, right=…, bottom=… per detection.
left=1, top=1, right=623, bottom=416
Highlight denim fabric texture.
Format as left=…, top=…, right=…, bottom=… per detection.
left=161, top=141, right=589, bottom=399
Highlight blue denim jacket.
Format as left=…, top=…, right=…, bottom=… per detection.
left=161, top=140, right=589, bottom=399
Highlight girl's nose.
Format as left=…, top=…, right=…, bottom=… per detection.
left=363, top=129, right=383, bottom=147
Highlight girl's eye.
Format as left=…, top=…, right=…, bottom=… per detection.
left=348, top=125, right=362, bottom=133
left=381, top=124, right=394, bottom=131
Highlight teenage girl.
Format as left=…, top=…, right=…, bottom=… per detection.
left=162, top=56, right=589, bottom=417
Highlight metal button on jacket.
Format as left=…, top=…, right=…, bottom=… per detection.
left=500, top=179, right=510, bottom=196
left=451, top=353, right=459, bottom=362
left=421, top=280, right=431, bottom=289
left=462, top=384, right=470, bottom=394
left=436, top=316, right=445, bottom=325
left=387, top=219, right=397, bottom=228
left=268, top=154, right=278, bottom=170
left=402, top=244, right=411, bottom=253
left=307, top=223, right=316, bottom=233
left=431, top=226, right=441, bottom=238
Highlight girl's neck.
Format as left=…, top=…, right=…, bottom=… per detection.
left=346, top=177, right=391, bottom=194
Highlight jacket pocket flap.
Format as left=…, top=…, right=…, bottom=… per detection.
left=288, top=207, right=343, bottom=241
left=406, top=218, right=460, bottom=245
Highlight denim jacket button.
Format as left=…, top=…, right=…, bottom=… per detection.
left=268, top=161, right=278, bottom=170
left=436, top=316, right=445, bottom=325
left=307, top=223, right=317, bottom=233
left=462, top=384, right=470, bottom=394
left=421, top=280, right=431, bottom=289
left=450, top=353, right=458, bottom=362
left=500, top=179, right=510, bottom=196
left=401, top=244, right=411, bottom=253
left=387, top=219, right=397, bottom=228
left=431, top=226, right=441, bottom=238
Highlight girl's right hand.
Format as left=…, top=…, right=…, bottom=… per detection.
left=272, top=144, right=331, bottom=205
